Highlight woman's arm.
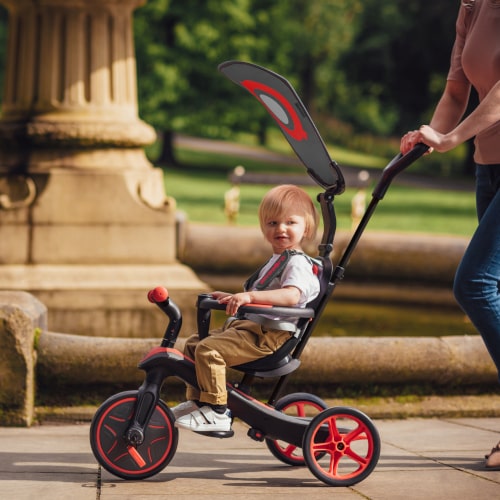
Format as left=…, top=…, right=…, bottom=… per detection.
left=428, top=79, right=472, bottom=133
left=401, top=79, right=471, bottom=153
left=421, top=79, right=500, bottom=152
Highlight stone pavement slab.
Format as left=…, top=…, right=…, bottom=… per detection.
left=0, top=424, right=96, bottom=500
left=0, top=417, right=499, bottom=499
left=362, top=418, right=500, bottom=500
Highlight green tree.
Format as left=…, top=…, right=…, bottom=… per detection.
left=248, top=0, right=362, bottom=117
left=335, top=0, right=457, bottom=135
left=132, top=0, right=465, bottom=169
left=134, top=0, right=267, bottom=164
left=134, top=0, right=363, bottom=156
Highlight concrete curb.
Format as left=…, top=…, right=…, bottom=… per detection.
left=37, top=330, right=497, bottom=386
left=2, top=288, right=498, bottom=427
left=34, top=393, right=500, bottom=424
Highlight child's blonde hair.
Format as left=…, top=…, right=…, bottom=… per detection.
left=258, top=184, right=319, bottom=243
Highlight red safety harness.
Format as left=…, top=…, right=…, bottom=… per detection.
left=244, top=250, right=321, bottom=291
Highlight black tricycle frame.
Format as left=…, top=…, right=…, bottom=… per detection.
left=89, top=61, right=429, bottom=487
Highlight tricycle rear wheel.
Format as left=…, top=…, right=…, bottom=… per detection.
left=302, top=406, right=380, bottom=486
left=265, top=392, right=328, bottom=466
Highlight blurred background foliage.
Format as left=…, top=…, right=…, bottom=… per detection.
left=0, top=1, right=470, bottom=176
left=134, top=0, right=470, bottom=176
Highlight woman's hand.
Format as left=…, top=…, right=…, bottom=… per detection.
left=401, top=80, right=472, bottom=156
left=400, top=129, right=434, bottom=155
left=401, top=126, right=456, bottom=155
left=418, top=125, right=456, bottom=153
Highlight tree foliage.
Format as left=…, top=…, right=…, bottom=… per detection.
left=336, top=0, right=457, bottom=134
left=133, top=0, right=458, bottom=160
left=134, top=0, right=264, bottom=147
left=134, top=0, right=366, bottom=159
left=0, top=2, right=461, bottom=163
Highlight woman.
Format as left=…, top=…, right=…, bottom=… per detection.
left=400, top=0, right=500, bottom=469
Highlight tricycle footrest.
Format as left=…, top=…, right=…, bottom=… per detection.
left=194, top=430, right=235, bottom=439
left=248, top=428, right=265, bottom=442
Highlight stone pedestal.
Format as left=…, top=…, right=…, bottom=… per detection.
left=0, top=0, right=207, bottom=336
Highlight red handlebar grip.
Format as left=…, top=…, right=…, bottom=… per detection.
left=148, top=286, right=169, bottom=303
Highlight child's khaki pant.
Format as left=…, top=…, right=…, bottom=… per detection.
left=183, top=318, right=292, bottom=405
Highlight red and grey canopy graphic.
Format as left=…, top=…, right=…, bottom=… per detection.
left=239, top=80, right=308, bottom=142
left=219, top=60, right=344, bottom=192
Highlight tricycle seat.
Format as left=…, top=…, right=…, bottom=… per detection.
left=232, top=336, right=301, bottom=377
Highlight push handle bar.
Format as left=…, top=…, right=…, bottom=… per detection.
left=372, top=143, right=429, bottom=200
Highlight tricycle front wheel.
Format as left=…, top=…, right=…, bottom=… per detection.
left=90, top=390, right=178, bottom=480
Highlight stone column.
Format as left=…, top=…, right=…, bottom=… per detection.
left=0, top=0, right=206, bottom=336
left=0, top=0, right=157, bottom=170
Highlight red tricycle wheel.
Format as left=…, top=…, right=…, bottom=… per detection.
left=265, top=392, right=328, bottom=466
left=90, top=390, right=178, bottom=480
left=302, top=406, right=380, bottom=486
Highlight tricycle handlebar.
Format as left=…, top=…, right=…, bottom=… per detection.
left=197, top=295, right=315, bottom=319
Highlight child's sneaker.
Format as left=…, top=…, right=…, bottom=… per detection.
left=170, top=400, right=200, bottom=419
left=175, top=406, right=232, bottom=432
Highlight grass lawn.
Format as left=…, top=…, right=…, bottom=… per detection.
left=161, top=144, right=477, bottom=237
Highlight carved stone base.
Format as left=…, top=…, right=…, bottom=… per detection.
left=0, top=168, right=208, bottom=336
left=0, top=264, right=207, bottom=337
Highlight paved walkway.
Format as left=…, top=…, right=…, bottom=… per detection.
left=1, top=416, right=499, bottom=499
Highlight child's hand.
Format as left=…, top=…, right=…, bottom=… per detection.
left=218, top=292, right=252, bottom=316
left=211, top=291, right=231, bottom=300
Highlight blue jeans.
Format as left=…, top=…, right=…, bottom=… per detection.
left=454, top=164, right=500, bottom=376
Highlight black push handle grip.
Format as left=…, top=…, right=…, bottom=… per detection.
left=372, top=143, right=429, bottom=200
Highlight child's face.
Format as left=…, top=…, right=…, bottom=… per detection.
left=262, top=212, right=308, bottom=254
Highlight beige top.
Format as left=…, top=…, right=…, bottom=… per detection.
left=447, top=0, right=500, bottom=164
